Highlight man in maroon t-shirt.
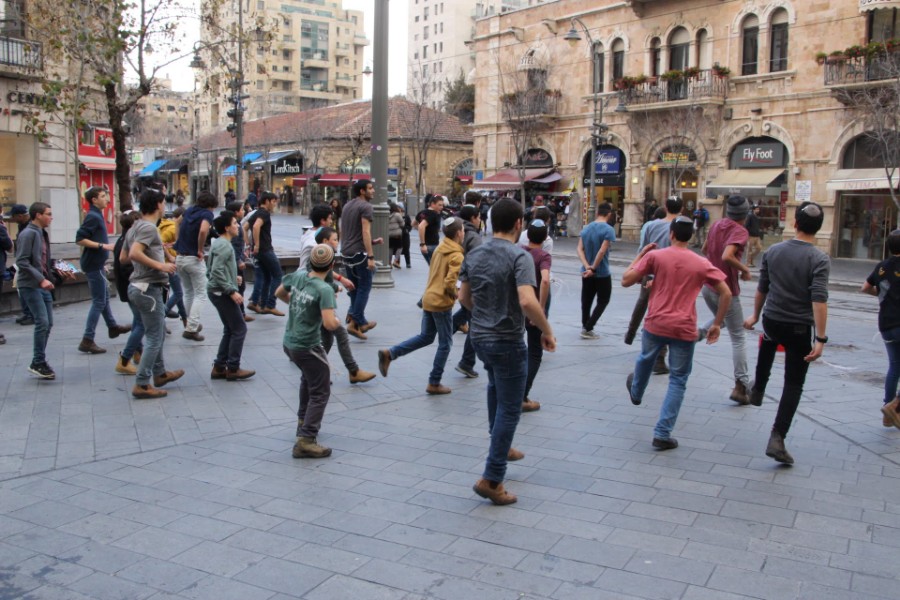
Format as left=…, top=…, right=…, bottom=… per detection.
left=700, top=195, right=753, bottom=404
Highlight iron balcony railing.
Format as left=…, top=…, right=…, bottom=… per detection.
left=824, top=51, right=900, bottom=86
left=618, top=69, right=727, bottom=107
left=0, top=36, right=42, bottom=70
left=501, top=90, right=561, bottom=121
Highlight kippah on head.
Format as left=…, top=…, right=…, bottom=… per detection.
left=309, top=243, right=335, bottom=269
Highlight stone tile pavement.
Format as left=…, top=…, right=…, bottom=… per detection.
left=0, top=242, right=899, bottom=599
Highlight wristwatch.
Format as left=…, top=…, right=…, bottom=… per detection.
left=815, top=335, right=828, bottom=344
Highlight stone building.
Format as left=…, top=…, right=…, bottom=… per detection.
left=472, top=0, right=899, bottom=258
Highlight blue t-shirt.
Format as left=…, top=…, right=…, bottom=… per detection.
left=580, top=221, right=616, bottom=278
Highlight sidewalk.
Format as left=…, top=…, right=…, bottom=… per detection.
left=0, top=222, right=897, bottom=599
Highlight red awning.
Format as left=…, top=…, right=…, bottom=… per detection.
left=475, top=168, right=553, bottom=189
left=79, top=158, right=116, bottom=171
left=292, top=175, right=311, bottom=187
left=316, top=173, right=371, bottom=187
left=455, top=175, right=473, bottom=185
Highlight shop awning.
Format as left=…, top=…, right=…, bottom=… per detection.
left=455, top=175, right=473, bottom=185
left=531, top=172, right=562, bottom=184
left=250, top=150, right=296, bottom=167
left=158, top=158, right=187, bottom=173
left=222, top=152, right=263, bottom=175
left=826, top=168, right=900, bottom=191
left=706, top=169, right=785, bottom=197
left=316, top=173, right=370, bottom=186
left=292, top=175, right=312, bottom=187
left=78, top=157, right=116, bottom=171
left=139, top=159, right=168, bottom=177
left=476, top=168, right=553, bottom=189
left=859, top=0, right=900, bottom=13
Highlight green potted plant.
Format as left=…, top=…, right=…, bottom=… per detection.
left=826, top=50, right=846, bottom=64
left=712, top=64, right=731, bottom=77
left=844, top=45, right=864, bottom=58
left=661, top=69, right=684, bottom=81
left=684, top=66, right=701, bottom=78
left=814, top=51, right=827, bottom=65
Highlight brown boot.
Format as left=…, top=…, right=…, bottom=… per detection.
left=132, top=384, right=167, bottom=399
left=730, top=380, right=750, bottom=405
left=226, top=367, right=256, bottom=381
left=881, top=397, right=900, bottom=429
left=522, top=398, right=541, bottom=412
left=507, top=447, right=524, bottom=461
left=153, top=369, right=185, bottom=387
left=765, top=429, right=794, bottom=465
left=210, top=365, right=227, bottom=380
left=472, top=478, right=517, bottom=505
left=262, top=307, right=285, bottom=316
left=115, top=355, right=137, bottom=375
left=349, top=368, right=376, bottom=384
left=360, top=321, right=377, bottom=333
left=292, top=436, right=332, bottom=458
left=426, top=384, right=451, bottom=395
left=108, top=324, right=132, bottom=339
left=78, top=338, right=107, bottom=354
left=347, top=322, right=368, bottom=340
left=377, top=350, right=391, bottom=376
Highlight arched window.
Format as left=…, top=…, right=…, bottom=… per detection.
left=650, top=37, right=662, bottom=77
left=842, top=134, right=900, bottom=169
left=592, top=42, right=605, bottom=93
left=669, top=27, right=690, bottom=71
left=742, top=15, right=759, bottom=75
left=696, top=29, right=711, bottom=69
left=612, top=39, right=625, bottom=83
left=770, top=9, right=789, bottom=72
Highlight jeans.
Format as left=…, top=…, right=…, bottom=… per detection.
left=255, top=250, right=282, bottom=309
left=629, top=329, right=696, bottom=441
left=883, top=326, right=900, bottom=404
left=121, top=302, right=144, bottom=361
left=344, top=253, right=373, bottom=326
left=453, top=306, right=476, bottom=370
left=175, top=255, right=207, bottom=333
left=249, top=261, right=265, bottom=305
left=284, top=345, right=331, bottom=438
left=19, top=287, right=53, bottom=365
left=128, top=283, right=168, bottom=386
left=474, top=338, right=527, bottom=482
left=165, top=271, right=187, bottom=319
left=422, top=244, right=437, bottom=265
left=18, top=289, right=33, bottom=319
left=209, top=292, right=248, bottom=370
left=753, top=316, right=812, bottom=438
left=524, top=293, right=551, bottom=398
left=581, top=275, right=611, bottom=332
left=389, top=309, right=453, bottom=385
left=83, top=269, right=117, bottom=340
left=322, top=324, right=358, bottom=372
left=701, top=286, right=749, bottom=386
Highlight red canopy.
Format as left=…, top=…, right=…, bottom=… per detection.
left=316, top=173, right=371, bottom=187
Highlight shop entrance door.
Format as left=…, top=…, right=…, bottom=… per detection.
left=838, top=193, right=898, bottom=260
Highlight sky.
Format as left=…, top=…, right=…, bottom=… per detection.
left=161, top=0, right=409, bottom=98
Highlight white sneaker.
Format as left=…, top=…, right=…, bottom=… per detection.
left=580, top=329, right=599, bottom=340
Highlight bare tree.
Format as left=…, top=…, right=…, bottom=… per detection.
left=339, top=113, right=371, bottom=188
left=404, top=64, right=445, bottom=201
left=292, top=116, right=331, bottom=212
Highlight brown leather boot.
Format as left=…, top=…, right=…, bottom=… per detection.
left=730, top=380, right=750, bottom=405
left=108, top=324, right=132, bottom=339
left=473, top=478, right=517, bottom=505
left=292, top=437, right=332, bottom=458
left=349, top=368, right=376, bottom=384
left=765, top=429, right=794, bottom=465
left=226, top=367, right=256, bottom=381
left=153, top=370, right=185, bottom=387
left=507, top=447, right=524, bottom=461
left=78, top=338, right=107, bottom=354
left=132, top=384, right=167, bottom=399
left=210, top=365, right=227, bottom=380
left=115, top=355, right=137, bottom=375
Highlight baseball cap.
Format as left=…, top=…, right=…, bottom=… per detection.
left=3, top=204, right=27, bottom=218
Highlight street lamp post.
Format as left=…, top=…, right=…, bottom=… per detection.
left=370, top=0, right=393, bottom=288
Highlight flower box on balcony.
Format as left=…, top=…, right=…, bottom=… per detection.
left=661, top=69, right=684, bottom=81
left=815, top=52, right=828, bottom=65
left=683, top=67, right=701, bottom=79
left=712, top=65, right=731, bottom=77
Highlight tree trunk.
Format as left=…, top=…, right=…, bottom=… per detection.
left=105, top=83, right=133, bottom=212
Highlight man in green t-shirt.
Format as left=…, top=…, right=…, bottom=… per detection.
left=276, top=243, right=340, bottom=458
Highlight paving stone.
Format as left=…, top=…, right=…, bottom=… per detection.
left=706, top=564, right=801, bottom=600
left=117, top=556, right=207, bottom=594
left=112, top=526, right=203, bottom=560
left=303, top=574, right=409, bottom=600
left=68, top=571, right=158, bottom=600
left=165, top=514, right=245, bottom=542
left=234, top=556, right=332, bottom=596
left=593, top=567, right=689, bottom=600
left=281, top=542, right=370, bottom=575
left=58, top=513, right=147, bottom=544
left=547, top=536, right=634, bottom=569
left=178, top=574, right=277, bottom=600
left=221, top=528, right=304, bottom=558
left=171, top=539, right=265, bottom=578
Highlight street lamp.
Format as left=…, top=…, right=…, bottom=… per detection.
left=368, top=0, right=393, bottom=288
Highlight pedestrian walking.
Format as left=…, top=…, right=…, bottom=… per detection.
left=0, top=207, right=12, bottom=344
left=341, top=180, right=380, bottom=338
left=226, top=201, right=253, bottom=323
left=159, top=207, right=188, bottom=328
left=173, top=191, right=217, bottom=340
left=692, top=201, right=709, bottom=248
left=744, top=202, right=830, bottom=465
left=388, top=204, right=404, bottom=268
left=459, top=199, right=556, bottom=506
left=248, top=192, right=285, bottom=316
left=745, top=204, right=764, bottom=267
left=452, top=204, right=483, bottom=379
left=5, top=204, right=35, bottom=326
left=577, top=202, right=616, bottom=340
left=112, top=211, right=143, bottom=375
left=863, top=229, right=900, bottom=428
left=401, top=205, right=412, bottom=268
left=277, top=243, right=341, bottom=459
left=416, top=194, right=444, bottom=265
left=378, top=217, right=465, bottom=395
left=521, top=218, right=551, bottom=412
left=622, top=216, right=731, bottom=450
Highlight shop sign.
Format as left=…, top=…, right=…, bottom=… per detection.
left=732, top=142, right=785, bottom=168
left=387, top=167, right=399, bottom=176
left=583, top=174, right=625, bottom=186
left=595, top=149, right=621, bottom=174
left=273, top=158, right=302, bottom=175
left=660, top=151, right=693, bottom=164
left=5, top=90, right=58, bottom=109
left=522, top=148, right=553, bottom=168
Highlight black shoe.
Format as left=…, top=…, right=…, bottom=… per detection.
left=17, top=316, right=34, bottom=326
left=749, top=387, right=764, bottom=406
left=28, top=362, right=56, bottom=380
left=166, top=310, right=179, bottom=319
left=626, top=373, right=640, bottom=405
left=455, top=364, right=479, bottom=378
left=652, top=437, right=678, bottom=450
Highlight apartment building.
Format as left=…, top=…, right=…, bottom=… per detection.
left=472, top=0, right=898, bottom=258
left=132, top=78, right=193, bottom=151
left=196, top=0, right=368, bottom=136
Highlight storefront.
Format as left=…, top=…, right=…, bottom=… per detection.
left=251, top=151, right=303, bottom=196
left=645, top=145, right=699, bottom=211
left=707, top=137, right=789, bottom=236
left=583, top=144, right=626, bottom=221
left=77, top=126, right=116, bottom=234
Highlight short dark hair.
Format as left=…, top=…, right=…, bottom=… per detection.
left=888, top=229, right=900, bottom=255
left=653, top=206, right=666, bottom=220
left=665, top=197, right=683, bottom=215
left=315, top=226, right=337, bottom=244
left=597, top=202, right=612, bottom=216
left=490, top=198, right=523, bottom=233
left=138, top=189, right=164, bottom=214
left=352, top=180, right=371, bottom=197
left=442, top=217, right=463, bottom=239
left=464, top=191, right=483, bottom=206
left=795, top=202, right=824, bottom=235
left=226, top=201, right=243, bottom=213
left=533, top=207, right=552, bottom=221
left=213, top=210, right=235, bottom=234
left=259, top=191, right=277, bottom=205
left=84, top=186, right=106, bottom=204
left=172, top=206, right=185, bottom=219
left=429, top=195, right=444, bottom=207
left=119, top=210, right=138, bottom=233
left=459, top=205, right=479, bottom=222
left=527, top=222, right=548, bottom=244
left=196, top=191, right=219, bottom=209
left=28, top=202, right=50, bottom=220
left=310, top=204, right=334, bottom=227
left=670, top=216, right=694, bottom=242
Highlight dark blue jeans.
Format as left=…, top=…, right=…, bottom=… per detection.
left=209, top=292, right=248, bottom=370
left=83, top=269, right=117, bottom=340
left=753, top=316, right=812, bottom=438
left=389, top=309, right=453, bottom=385
left=255, top=250, right=283, bottom=309
left=883, top=326, right=900, bottom=404
left=249, top=260, right=265, bottom=305
left=473, top=338, right=527, bottom=483
left=19, top=287, right=53, bottom=365
left=165, top=271, right=187, bottom=318
left=452, top=306, right=476, bottom=370
left=422, top=244, right=437, bottom=265
left=344, top=253, right=373, bottom=326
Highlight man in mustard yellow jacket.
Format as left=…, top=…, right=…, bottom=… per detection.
left=378, top=217, right=464, bottom=395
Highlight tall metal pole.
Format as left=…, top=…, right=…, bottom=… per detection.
left=371, top=0, right=393, bottom=287
left=589, top=93, right=598, bottom=224
left=235, top=0, right=245, bottom=201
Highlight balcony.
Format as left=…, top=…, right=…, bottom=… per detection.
left=0, top=36, right=42, bottom=74
left=501, top=89, right=561, bottom=128
left=824, top=51, right=900, bottom=101
left=617, top=69, right=727, bottom=110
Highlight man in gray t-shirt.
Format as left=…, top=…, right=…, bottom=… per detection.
left=124, top=190, right=183, bottom=399
left=340, top=180, right=378, bottom=337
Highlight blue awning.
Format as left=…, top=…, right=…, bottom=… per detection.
left=222, top=152, right=263, bottom=175
left=139, top=159, right=168, bottom=177
left=250, top=150, right=296, bottom=167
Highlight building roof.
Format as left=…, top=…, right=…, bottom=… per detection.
left=176, top=98, right=472, bottom=156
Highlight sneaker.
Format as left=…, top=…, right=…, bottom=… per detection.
left=226, top=368, right=256, bottom=381
left=426, top=383, right=451, bottom=395
left=349, top=369, right=376, bottom=384
left=580, top=329, right=599, bottom=340
left=455, top=364, right=479, bottom=378
left=881, top=398, right=900, bottom=430
left=377, top=349, right=391, bottom=377
left=626, top=373, right=640, bottom=406
left=652, top=437, right=678, bottom=450
left=730, top=380, right=750, bottom=405
left=210, top=365, right=227, bottom=380
left=749, top=386, right=764, bottom=406
left=765, top=429, right=794, bottom=465
left=153, top=370, right=185, bottom=388
left=507, top=447, right=525, bottom=461
left=28, top=362, right=55, bottom=380
left=472, top=478, right=517, bottom=505
left=292, top=436, right=332, bottom=459
left=78, top=338, right=107, bottom=354
left=132, top=384, right=167, bottom=399
left=182, top=331, right=205, bottom=342
left=522, top=398, right=541, bottom=412
left=115, top=355, right=137, bottom=375
left=108, top=324, right=132, bottom=339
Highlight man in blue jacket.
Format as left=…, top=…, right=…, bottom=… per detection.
left=76, top=186, right=131, bottom=354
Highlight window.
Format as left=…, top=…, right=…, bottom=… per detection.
left=592, top=42, right=604, bottom=93
left=257, top=81, right=264, bottom=90
left=650, top=38, right=661, bottom=77
left=612, top=39, right=625, bottom=82
left=696, top=29, right=711, bottom=69
left=423, top=46, right=427, bottom=58
left=742, top=15, right=759, bottom=75
left=770, top=9, right=789, bottom=72
left=669, top=27, right=689, bottom=71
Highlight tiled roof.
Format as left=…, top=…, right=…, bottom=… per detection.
left=174, top=97, right=472, bottom=156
